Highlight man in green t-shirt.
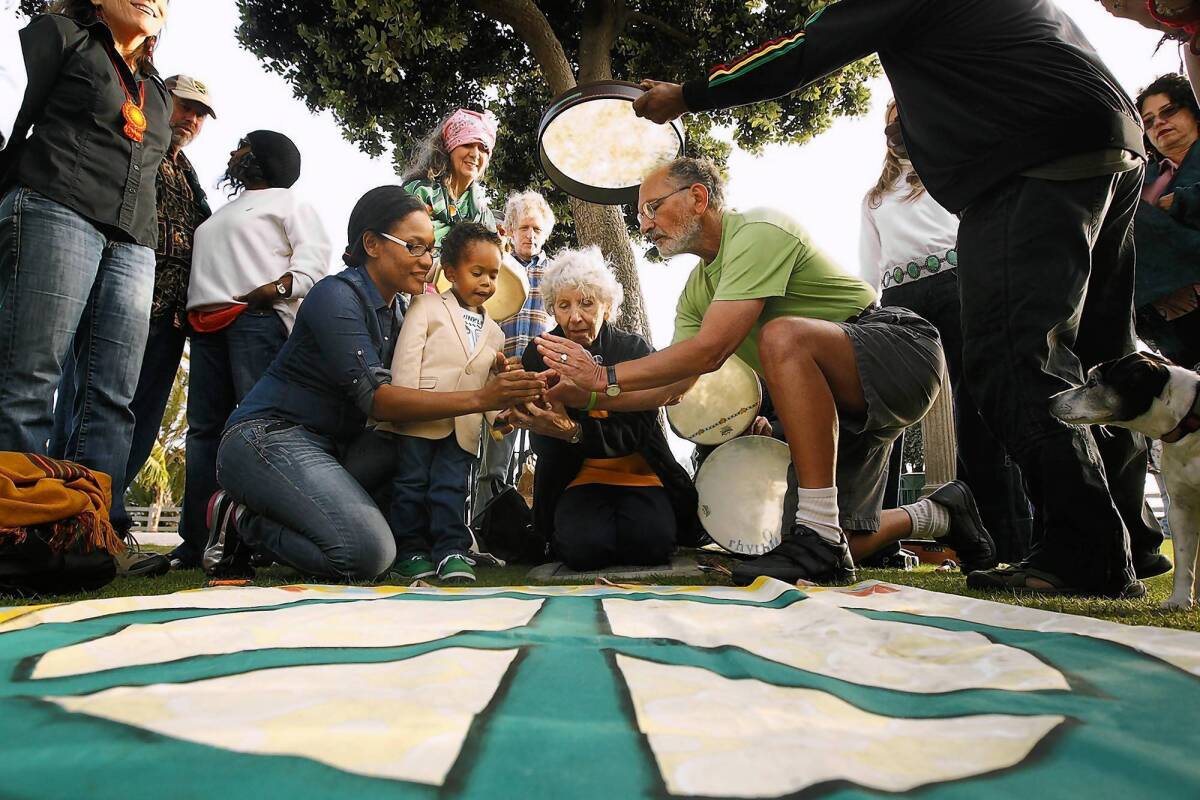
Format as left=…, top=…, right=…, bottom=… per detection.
left=537, top=158, right=997, bottom=585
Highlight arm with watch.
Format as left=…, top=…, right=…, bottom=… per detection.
left=535, top=298, right=764, bottom=411
left=234, top=197, right=334, bottom=309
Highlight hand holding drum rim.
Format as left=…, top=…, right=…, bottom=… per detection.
left=536, top=333, right=606, bottom=391
left=632, top=80, right=689, bottom=125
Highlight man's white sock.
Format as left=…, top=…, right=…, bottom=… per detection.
left=794, top=486, right=843, bottom=545
left=901, top=497, right=950, bottom=539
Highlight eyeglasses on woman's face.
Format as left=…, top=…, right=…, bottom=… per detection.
left=378, top=231, right=440, bottom=259
left=1142, top=102, right=1185, bottom=130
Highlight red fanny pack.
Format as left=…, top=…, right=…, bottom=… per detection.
left=187, top=304, right=248, bottom=334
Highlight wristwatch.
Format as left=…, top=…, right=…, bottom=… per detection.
left=274, top=280, right=289, bottom=297
left=567, top=422, right=583, bottom=444
left=604, top=365, right=622, bottom=398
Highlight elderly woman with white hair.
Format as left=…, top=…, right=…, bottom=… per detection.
left=513, top=247, right=701, bottom=570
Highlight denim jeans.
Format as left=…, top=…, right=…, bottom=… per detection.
left=390, top=433, right=475, bottom=565
left=882, top=270, right=1034, bottom=563
left=52, top=315, right=186, bottom=533
left=0, top=187, right=152, bottom=499
left=179, top=310, right=286, bottom=560
left=217, top=419, right=396, bottom=581
left=958, top=168, right=1160, bottom=592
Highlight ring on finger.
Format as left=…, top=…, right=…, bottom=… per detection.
left=559, top=352, right=569, bottom=363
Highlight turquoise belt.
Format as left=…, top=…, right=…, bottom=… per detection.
left=881, top=248, right=957, bottom=289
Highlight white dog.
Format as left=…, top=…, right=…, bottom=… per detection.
left=1050, top=352, right=1199, bottom=610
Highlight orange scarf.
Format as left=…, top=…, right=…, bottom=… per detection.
left=0, top=453, right=124, bottom=555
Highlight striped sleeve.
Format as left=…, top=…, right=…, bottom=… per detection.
left=682, top=0, right=909, bottom=113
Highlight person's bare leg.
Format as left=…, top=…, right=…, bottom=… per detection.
left=758, top=317, right=866, bottom=487
left=846, top=509, right=913, bottom=562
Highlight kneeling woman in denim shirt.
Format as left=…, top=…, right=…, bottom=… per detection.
left=209, top=187, right=545, bottom=581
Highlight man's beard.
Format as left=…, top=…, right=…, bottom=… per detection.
left=656, top=215, right=702, bottom=258
left=170, top=128, right=194, bottom=150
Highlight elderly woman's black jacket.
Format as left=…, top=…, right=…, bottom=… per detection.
left=521, top=322, right=703, bottom=549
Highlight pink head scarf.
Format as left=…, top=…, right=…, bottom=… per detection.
left=442, top=109, right=498, bottom=154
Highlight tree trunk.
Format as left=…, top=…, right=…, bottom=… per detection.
left=475, top=0, right=653, bottom=338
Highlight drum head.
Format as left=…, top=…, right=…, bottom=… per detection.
left=667, top=355, right=762, bottom=445
left=695, top=437, right=791, bottom=557
left=434, top=255, right=530, bottom=323
left=537, top=81, right=685, bottom=205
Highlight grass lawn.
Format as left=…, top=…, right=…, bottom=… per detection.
left=5, top=544, right=1198, bottom=633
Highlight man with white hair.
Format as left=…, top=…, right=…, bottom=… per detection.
left=539, top=158, right=996, bottom=586
left=0, top=1, right=26, bottom=148
left=475, top=190, right=556, bottom=511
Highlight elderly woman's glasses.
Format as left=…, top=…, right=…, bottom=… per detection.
left=1142, top=103, right=1185, bottom=129
left=378, top=231, right=440, bottom=258
left=638, top=186, right=693, bottom=222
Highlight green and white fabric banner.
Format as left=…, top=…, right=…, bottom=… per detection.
left=1, top=579, right=1197, bottom=798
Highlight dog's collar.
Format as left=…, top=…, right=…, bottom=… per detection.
left=1161, top=383, right=1200, bottom=444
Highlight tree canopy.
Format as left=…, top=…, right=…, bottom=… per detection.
left=233, top=0, right=878, bottom=330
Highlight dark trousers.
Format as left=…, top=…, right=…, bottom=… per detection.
left=52, top=315, right=187, bottom=533
left=958, top=168, right=1162, bottom=592
left=179, top=310, right=287, bottom=561
left=390, top=433, right=475, bottom=565
left=882, top=271, right=1034, bottom=562
left=553, top=484, right=676, bottom=571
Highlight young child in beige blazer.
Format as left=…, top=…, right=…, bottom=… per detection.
left=381, top=223, right=508, bottom=583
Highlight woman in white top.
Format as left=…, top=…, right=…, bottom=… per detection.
left=860, top=100, right=1031, bottom=563
left=180, top=130, right=332, bottom=558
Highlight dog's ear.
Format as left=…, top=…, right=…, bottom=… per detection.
left=1108, top=353, right=1170, bottom=419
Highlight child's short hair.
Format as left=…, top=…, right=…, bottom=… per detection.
left=441, top=222, right=503, bottom=268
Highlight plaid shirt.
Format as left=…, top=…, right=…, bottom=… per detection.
left=151, top=151, right=209, bottom=323
left=501, top=253, right=552, bottom=359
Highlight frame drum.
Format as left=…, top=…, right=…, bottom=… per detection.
left=667, top=355, right=762, bottom=446
left=694, top=436, right=791, bottom=556
left=537, top=80, right=685, bottom=205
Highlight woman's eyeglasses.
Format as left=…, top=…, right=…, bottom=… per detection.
left=378, top=231, right=441, bottom=258
left=1142, top=103, right=1184, bottom=130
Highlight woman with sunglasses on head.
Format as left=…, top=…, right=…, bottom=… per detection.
left=0, top=1, right=170, bottom=552
left=1133, top=73, right=1200, bottom=367
left=206, top=187, right=546, bottom=582
left=171, top=130, right=332, bottom=568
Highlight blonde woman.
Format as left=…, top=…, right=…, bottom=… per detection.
left=860, top=100, right=1031, bottom=564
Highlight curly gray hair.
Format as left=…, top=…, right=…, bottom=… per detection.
left=541, top=246, right=624, bottom=321
left=502, top=190, right=556, bottom=234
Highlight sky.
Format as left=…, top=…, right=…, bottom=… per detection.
left=13, top=0, right=1187, bottom=460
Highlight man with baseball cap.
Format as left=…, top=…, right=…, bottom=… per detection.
left=52, top=74, right=217, bottom=575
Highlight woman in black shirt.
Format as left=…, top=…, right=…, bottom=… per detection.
left=0, top=2, right=171, bottom=524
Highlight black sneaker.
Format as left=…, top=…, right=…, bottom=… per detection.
left=201, top=490, right=254, bottom=578
left=928, top=480, right=998, bottom=573
left=731, top=524, right=855, bottom=586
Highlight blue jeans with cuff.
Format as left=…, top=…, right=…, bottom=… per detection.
left=390, top=433, right=475, bottom=566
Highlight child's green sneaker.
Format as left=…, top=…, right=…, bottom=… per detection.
left=437, top=554, right=476, bottom=583
left=392, top=554, right=436, bottom=581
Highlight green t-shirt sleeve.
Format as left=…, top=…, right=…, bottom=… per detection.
left=712, top=222, right=804, bottom=302
left=671, top=267, right=707, bottom=345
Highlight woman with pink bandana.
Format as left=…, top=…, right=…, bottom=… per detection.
left=402, top=109, right=499, bottom=246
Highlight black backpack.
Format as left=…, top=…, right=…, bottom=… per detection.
left=0, top=525, right=116, bottom=598
left=472, top=480, right=547, bottom=565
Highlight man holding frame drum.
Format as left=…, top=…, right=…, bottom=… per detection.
left=537, top=158, right=996, bottom=586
